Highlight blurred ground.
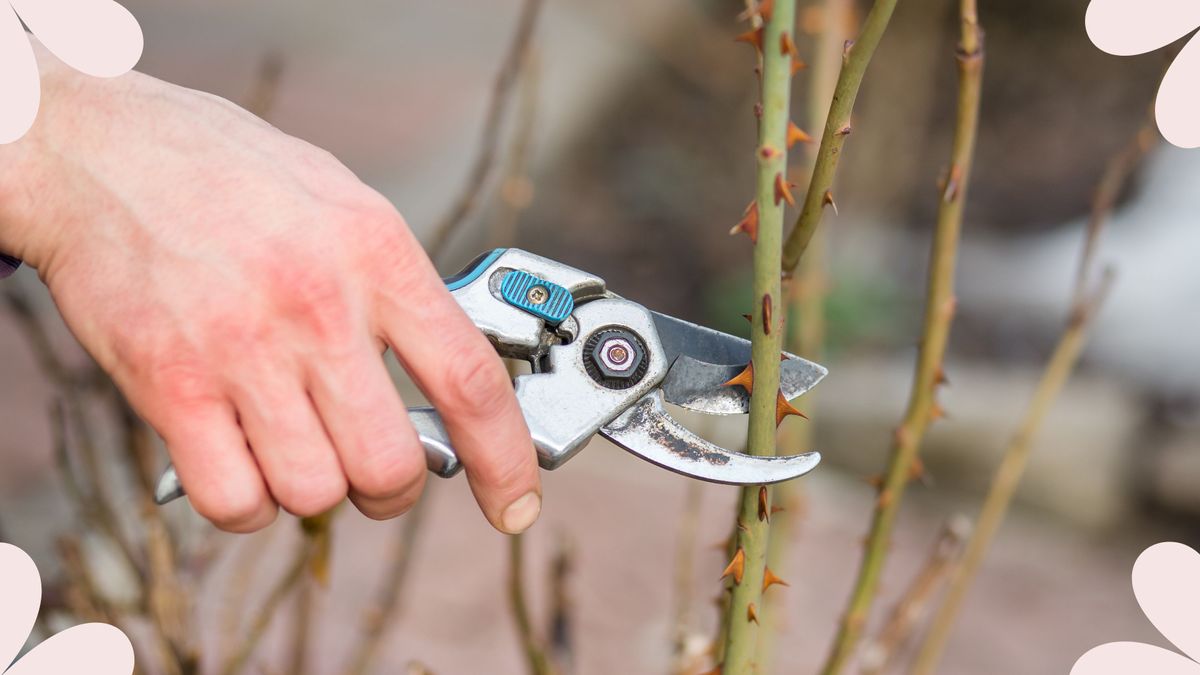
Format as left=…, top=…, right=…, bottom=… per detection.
left=3, top=0, right=1199, bottom=673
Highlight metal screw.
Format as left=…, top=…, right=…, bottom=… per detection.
left=527, top=285, right=549, bottom=305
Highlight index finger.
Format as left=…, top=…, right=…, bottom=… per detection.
left=371, top=231, right=541, bottom=534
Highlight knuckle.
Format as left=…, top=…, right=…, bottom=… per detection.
left=192, top=483, right=273, bottom=532
left=349, top=444, right=425, bottom=498
left=272, top=469, right=347, bottom=518
left=438, top=342, right=512, bottom=417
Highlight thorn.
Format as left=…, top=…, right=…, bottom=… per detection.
left=729, top=201, right=759, bottom=243
left=836, top=124, right=852, bottom=136
left=747, top=602, right=759, bottom=624
left=758, top=0, right=775, bottom=21
left=736, top=518, right=750, bottom=534
left=741, top=313, right=754, bottom=324
left=758, top=485, right=770, bottom=522
left=877, top=488, right=894, bottom=509
left=842, top=39, right=855, bottom=62
left=935, top=365, right=950, bottom=386
left=735, top=27, right=764, bottom=52
left=774, top=173, right=796, bottom=207
left=763, top=567, right=790, bottom=591
left=909, top=456, right=927, bottom=482
left=762, top=294, right=773, bottom=335
left=770, top=504, right=785, bottom=516
left=722, top=362, right=754, bottom=394
left=754, top=102, right=764, bottom=119
left=721, top=548, right=746, bottom=585
left=823, top=189, right=838, bottom=215
left=775, top=390, right=808, bottom=426
left=864, top=474, right=883, bottom=490
left=942, top=163, right=964, bottom=202
left=930, top=402, right=948, bottom=421
left=780, top=32, right=798, bottom=59
left=787, top=121, right=813, bottom=148
left=792, top=56, right=808, bottom=75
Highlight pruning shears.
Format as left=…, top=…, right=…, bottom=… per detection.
left=154, top=248, right=828, bottom=505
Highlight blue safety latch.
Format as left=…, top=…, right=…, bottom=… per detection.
left=500, top=270, right=574, bottom=325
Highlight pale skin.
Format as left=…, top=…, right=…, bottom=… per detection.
left=0, top=44, right=543, bottom=534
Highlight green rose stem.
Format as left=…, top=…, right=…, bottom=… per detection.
left=780, top=0, right=902, bottom=275
left=909, top=113, right=1155, bottom=675
left=718, top=0, right=799, bottom=672
left=818, top=2, right=982, bottom=673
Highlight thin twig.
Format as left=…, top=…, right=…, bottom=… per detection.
left=220, top=526, right=319, bottom=675
left=426, top=0, right=545, bottom=261
left=670, top=482, right=703, bottom=673
left=719, top=1, right=799, bottom=673
left=859, top=516, right=970, bottom=675
left=342, top=497, right=430, bottom=675
left=488, top=47, right=542, bottom=250
left=780, top=0, right=903, bottom=274
left=908, top=127, right=1153, bottom=675
left=509, top=534, right=552, bottom=675
left=546, top=531, right=575, bottom=675
left=818, top=4, right=983, bottom=672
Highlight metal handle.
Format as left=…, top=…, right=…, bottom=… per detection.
left=155, top=407, right=463, bottom=504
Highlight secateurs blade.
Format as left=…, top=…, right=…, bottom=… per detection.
left=154, top=248, right=829, bottom=505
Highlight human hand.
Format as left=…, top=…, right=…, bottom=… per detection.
left=0, top=50, right=542, bottom=534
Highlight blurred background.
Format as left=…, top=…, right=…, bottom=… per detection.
left=2, top=0, right=1197, bottom=673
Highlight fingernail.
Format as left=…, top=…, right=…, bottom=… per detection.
left=501, top=491, right=541, bottom=534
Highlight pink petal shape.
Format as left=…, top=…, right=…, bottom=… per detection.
left=1156, top=33, right=1200, bottom=148
left=1071, top=641, right=1200, bottom=675
left=6, top=624, right=134, bottom=675
left=0, top=4, right=40, bottom=144
left=10, top=0, right=142, bottom=78
left=0, top=544, right=40, bottom=671
left=1085, top=0, right=1200, bottom=56
left=1133, top=542, right=1200, bottom=661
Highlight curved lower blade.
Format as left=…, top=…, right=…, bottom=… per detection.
left=662, top=355, right=827, bottom=415
left=599, top=390, right=821, bottom=485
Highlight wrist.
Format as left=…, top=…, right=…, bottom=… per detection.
left=0, top=40, right=104, bottom=268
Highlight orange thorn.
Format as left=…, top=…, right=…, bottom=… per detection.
left=722, top=363, right=754, bottom=394
left=758, top=485, right=770, bottom=522
left=823, top=189, right=839, bottom=215
left=775, top=173, right=796, bottom=207
left=763, top=567, right=790, bottom=591
left=762, top=294, right=773, bottom=335
left=741, top=313, right=754, bottom=324
left=791, top=57, right=808, bottom=75
left=787, top=121, right=813, bottom=148
left=930, top=403, right=948, bottom=421
left=721, top=548, right=746, bottom=585
left=877, top=488, right=894, bottom=509
left=909, top=456, right=927, bottom=482
left=769, top=504, right=786, bottom=516
left=781, top=32, right=800, bottom=60
left=775, top=390, right=808, bottom=426
left=729, top=201, right=759, bottom=243
left=935, top=365, right=950, bottom=386
left=758, top=0, right=775, bottom=21
left=747, top=602, right=760, bottom=624
left=864, top=474, right=883, bottom=490
left=735, top=27, right=764, bottom=52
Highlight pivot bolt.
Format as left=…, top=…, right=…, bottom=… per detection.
left=585, top=328, right=648, bottom=388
